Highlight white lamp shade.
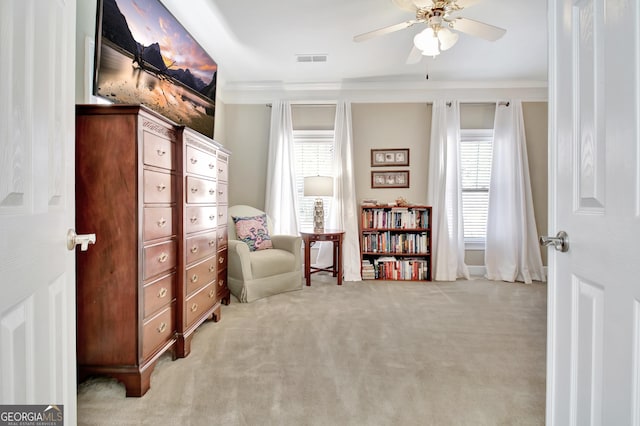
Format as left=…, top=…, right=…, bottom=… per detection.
left=414, top=28, right=440, bottom=57
left=438, top=27, right=459, bottom=51
left=304, top=176, right=333, bottom=197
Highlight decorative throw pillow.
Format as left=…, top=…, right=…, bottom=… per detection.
left=232, top=214, right=273, bottom=251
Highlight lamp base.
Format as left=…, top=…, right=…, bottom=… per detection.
left=313, top=198, right=324, bottom=232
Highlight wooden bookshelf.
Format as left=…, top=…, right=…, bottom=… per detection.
left=359, top=205, right=432, bottom=281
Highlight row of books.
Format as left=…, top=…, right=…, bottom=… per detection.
left=361, top=207, right=429, bottom=229
left=362, top=257, right=429, bottom=281
left=361, top=232, right=429, bottom=254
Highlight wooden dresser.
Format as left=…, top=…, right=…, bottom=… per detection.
left=75, top=105, right=230, bottom=396
left=176, top=128, right=230, bottom=357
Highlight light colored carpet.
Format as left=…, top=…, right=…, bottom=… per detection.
left=77, top=276, right=547, bottom=426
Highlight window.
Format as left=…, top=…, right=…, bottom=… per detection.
left=459, top=129, right=493, bottom=248
left=292, top=130, right=334, bottom=230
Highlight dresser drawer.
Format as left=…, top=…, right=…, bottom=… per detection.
left=217, top=153, right=229, bottom=182
left=217, top=249, right=228, bottom=271
left=185, top=176, right=216, bottom=204
left=185, top=230, right=217, bottom=265
left=143, top=273, right=175, bottom=319
left=143, top=239, right=177, bottom=280
left=186, top=145, right=216, bottom=177
left=217, top=226, right=228, bottom=250
left=142, top=304, right=175, bottom=361
left=185, top=257, right=217, bottom=295
left=215, top=204, right=228, bottom=226
left=143, top=131, right=174, bottom=170
left=185, top=205, right=217, bottom=234
left=216, top=182, right=227, bottom=204
left=185, top=284, right=217, bottom=327
left=143, top=170, right=174, bottom=204
left=216, top=270, right=228, bottom=298
left=143, top=207, right=174, bottom=241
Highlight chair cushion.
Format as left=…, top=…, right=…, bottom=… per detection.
left=249, top=249, right=297, bottom=279
left=232, top=214, right=273, bottom=251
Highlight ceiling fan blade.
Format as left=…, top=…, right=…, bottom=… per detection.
left=454, top=0, right=483, bottom=9
left=353, top=20, right=420, bottom=42
left=412, top=0, right=433, bottom=8
left=406, top=45, right=423, bottom=64
left=451, top=17, right=506, bottom=41
left=392, top=0, right=419, bottom=12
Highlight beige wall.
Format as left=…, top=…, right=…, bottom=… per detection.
left=223, top=101, right=548, bottom=266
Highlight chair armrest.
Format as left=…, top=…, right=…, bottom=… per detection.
left=271, top=235, right=302, bottom=271
left=228, top=240, right=253, bottom=280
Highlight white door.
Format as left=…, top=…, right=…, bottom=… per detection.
left=547, top=0, right=640, bottom=424
left=0, top=0, right=78, bottom=424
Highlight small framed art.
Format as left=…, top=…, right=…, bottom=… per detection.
left=371, top=170, right=410, bottom=188
left=371, top=149, right=410, bottom=167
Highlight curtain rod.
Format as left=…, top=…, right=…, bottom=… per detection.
left=265, top=103, right=336, bottom=108
left=446, top=101, right=510, bottom=107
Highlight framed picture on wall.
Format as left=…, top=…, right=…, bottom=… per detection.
left=371, top=171, right=410, bottom=188
left=371, top=149, right=410, bottom=167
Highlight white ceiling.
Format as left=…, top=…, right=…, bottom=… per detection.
left=161, top=0, right=547, bottom=99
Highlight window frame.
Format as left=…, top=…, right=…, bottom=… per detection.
left=459, top=128, right=494, bottom=250
left=292, top=129, right=335, bottom=231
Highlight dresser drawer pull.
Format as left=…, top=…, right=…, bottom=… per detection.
left=191, top=303, right=198, bottom=312
left=157, top=322, right=167, bottom=333
left=209, top=289, right=215, bottom=298
left=190, top=246, right=198, bottom=254
left=156, top=148, right=166, bottom=156
left=209, top=163, right=215, bottom=169
left=209, top=240, right=216, bottom=247
left=158, top=287, right=168, bottom=298
left=190, top=216, right=198, bottom=223
left=157, top=218, right=167, bottom=228
left=156, top=183, right=166, bottom=192
left=218, top=257, right=224, bottom=264
left=158, top=252, right=168, bottom=263
left=218, top=190, right=224, bottom=196
left=209, top=188, right=215, bottom=195
left=218, top=279, right=224, bottom=287
left=190, top=274, right=199, bottom=283
left=218, top=235, right=224, bottom=242
left=209, top=264, right=215, bottom=273
left=218, top=168, right=224, bottom=174
left=190, top=157, right=198, bottom=164
left=209, top=215, right=215, bottom=221
left=190, top=186, right=199, bottom=193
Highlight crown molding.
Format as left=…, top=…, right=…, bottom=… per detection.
left=217, top=79, right=548, bottom=104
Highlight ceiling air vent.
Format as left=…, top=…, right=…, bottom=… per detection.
left=296, top=54, right=328, bottom=63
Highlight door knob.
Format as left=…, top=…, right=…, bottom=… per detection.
left=539, top=231, right=569, bottom=252
left=67, top=229, right=96, bottom=251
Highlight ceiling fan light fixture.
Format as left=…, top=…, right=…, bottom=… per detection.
left=414, top=28, right=440, bottom=56
left=437, top=27, right=459, bottom=51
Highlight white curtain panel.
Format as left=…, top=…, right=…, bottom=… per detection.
left=264, top=100, right=300, bottom=235
left=316, top=101, right=362, bottom=281
left=427, top=100, right=470, bottom=281
left=485, top=100, right=545, bottom=283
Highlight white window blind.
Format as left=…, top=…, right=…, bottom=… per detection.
left=293, top=130, right=335, bottom=230
left=459, top=129, right=493, bottom=245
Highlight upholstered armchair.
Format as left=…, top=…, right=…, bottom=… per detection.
left=227, top=205, right=303, bottom=302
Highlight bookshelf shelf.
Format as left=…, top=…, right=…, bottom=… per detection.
left=359, top=205, right=432, bottom=281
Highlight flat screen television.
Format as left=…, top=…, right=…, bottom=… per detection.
left=93, top=0, right=217, bottom=137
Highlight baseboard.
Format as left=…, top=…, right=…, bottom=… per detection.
left=467, top=265, right=549, bottom=279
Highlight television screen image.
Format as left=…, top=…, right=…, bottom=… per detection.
left=94, top=0, right=217, bottom=137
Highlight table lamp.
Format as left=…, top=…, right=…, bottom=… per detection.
left=304, top=176, right=333, bottom=232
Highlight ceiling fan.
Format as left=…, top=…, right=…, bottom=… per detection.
left=353, top=0, right=506, bottom=63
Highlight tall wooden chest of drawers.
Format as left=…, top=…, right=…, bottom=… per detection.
left=75, top=105, right=231, bottom=396
left=75, top=105, right=178, bottom=396
left=176, top=129, right=230, bottom=357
